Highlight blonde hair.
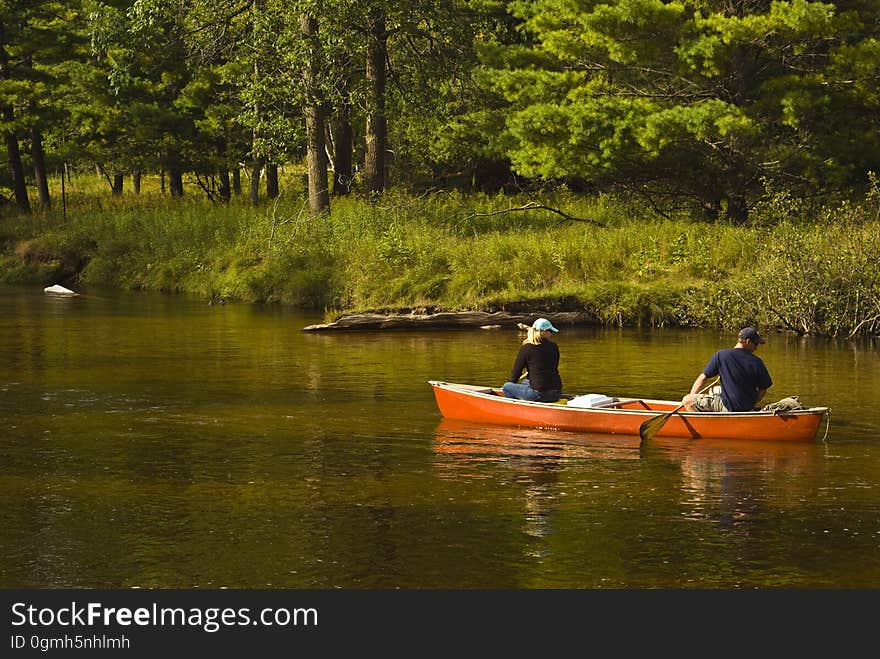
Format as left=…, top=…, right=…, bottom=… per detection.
left=523, top=327, right=544, bottom=345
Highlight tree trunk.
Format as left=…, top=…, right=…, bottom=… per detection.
left=30, top=126, right=50, bottom=207
left=218, top=169, right=231, bottom=202
left=232, top=167, right=241, bottom=196
left=701, top=185, right=722, bottom=221
left=331, top=55, right=354, bottom=196
left=215, top=138, right=230, bottom=201
left=301, top=13, right=330, bottom=214
left=0, top=54, right=29, bottom=211
left=266, top=163, right=279, bottom=198
left=333, top=100, right=353, bottom=196
left=168, top=165, right=183, bottom=197
left=3, top=104, right=30, bottom=212
left=726, top=193, right=748, bottom=224
left=722, top=155, right=748, bottom=224
left=61, top=164, right=67, bottom=220
left=364, top=9, right=387, bottom=194
left=302, top=310, right=590, bottom=332
left=702, top=198, right=721, bottom=221
left=249, top=33, right=263, bottom=207
left=133, top=170, right=141, bottom=194
left=111, top=172, right=124, bottom=196
left=249, top=156, right=263, bottom=206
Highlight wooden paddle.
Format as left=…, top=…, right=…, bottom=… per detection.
left=638, top=377, right=720, bottom=445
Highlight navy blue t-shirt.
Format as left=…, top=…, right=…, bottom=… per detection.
left=702, top=348, right=772, bottom=412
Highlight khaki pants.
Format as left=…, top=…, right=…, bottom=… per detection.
left=690, top=393, right=727, bottom=412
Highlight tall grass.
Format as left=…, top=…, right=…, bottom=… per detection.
left=3, top=174, right=880, bottom=337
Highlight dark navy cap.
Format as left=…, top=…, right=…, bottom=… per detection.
left=738, top=327, right=766, bottom=344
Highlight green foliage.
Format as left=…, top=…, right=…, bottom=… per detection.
left=746, top=218, right=880, bottom=338
left=3, top=0, right=880, bottom=215
left=5, top=182, right=880, bottom=338
left=484, top=0, right=880, bottom=221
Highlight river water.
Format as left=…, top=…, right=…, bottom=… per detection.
left=1, top=286, right=879, bottom=588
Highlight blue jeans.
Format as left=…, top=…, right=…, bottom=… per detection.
left=502, top=380, right=561, bottom=402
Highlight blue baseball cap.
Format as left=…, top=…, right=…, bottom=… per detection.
left=532, top=318, right=559, bottom=333
left=738, top=327, right=766, bottom=344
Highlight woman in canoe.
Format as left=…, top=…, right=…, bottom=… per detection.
left=501, top=318, right=563, bottom=402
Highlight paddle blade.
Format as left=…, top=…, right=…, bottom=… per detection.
left=638, top=404, right=684, bottom=443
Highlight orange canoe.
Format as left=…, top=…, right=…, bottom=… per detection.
left=429, top=381, right=830, bottom=442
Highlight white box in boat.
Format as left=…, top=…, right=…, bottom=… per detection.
left=567, top=393, right=615, bottom=408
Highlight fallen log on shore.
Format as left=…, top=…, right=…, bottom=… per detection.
left=302, top=310, right=592, bottom=331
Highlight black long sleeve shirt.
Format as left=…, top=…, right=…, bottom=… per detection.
left=508, top=341, right=562, bottom=392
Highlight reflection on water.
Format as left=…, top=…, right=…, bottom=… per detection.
left=433, top=419, right=641, bottom=462
left=3, top=286, right=880, bottom=588
left=648, top=437, right=823, bottom=557
left=433, top=419, right=825, bottom=557
left=434, top=420, right=640, bottom=545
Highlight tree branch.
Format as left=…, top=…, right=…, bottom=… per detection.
left=463, top=201, right=606, bottom=227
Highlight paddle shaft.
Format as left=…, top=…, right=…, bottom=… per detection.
left=638, top=377, right=720, bottom=444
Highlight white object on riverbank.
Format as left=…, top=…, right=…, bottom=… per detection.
left=43, top=284, right=78, bottom=296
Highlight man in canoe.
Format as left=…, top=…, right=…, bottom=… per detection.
left=682, top=327, right=773, bottom=412
left=501, top=318, right=563, bottom=402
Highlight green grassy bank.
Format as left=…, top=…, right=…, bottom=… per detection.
left=3, top=176, right=880, bottom=338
